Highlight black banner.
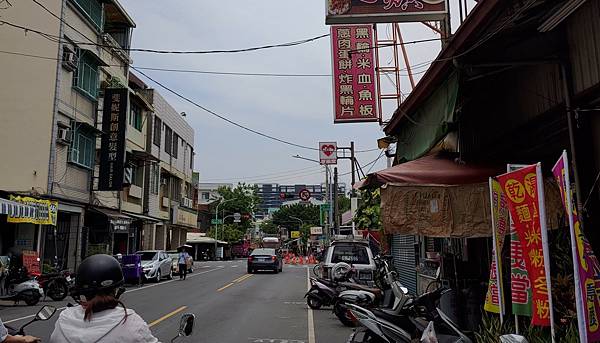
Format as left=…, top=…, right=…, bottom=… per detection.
left=98, top=88, right=128, bottom=191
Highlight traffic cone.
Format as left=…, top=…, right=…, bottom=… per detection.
left=299, top=256, right=304, bottom=265
left=291, top=256, right=297, bottom=265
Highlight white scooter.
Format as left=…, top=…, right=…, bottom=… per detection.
left=0, top=267, right=44, bottom=305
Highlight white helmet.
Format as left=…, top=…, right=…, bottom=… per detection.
left=332, top=262, right=352, bottom=281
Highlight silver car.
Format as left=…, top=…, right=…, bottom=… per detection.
left=136, top=250, right=173, bottom=282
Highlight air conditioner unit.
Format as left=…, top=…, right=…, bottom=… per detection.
left=62, top=48, right=78, bottom=71
left=181, top=197, right=192, bottom=208
left=56, top=127, right=72, bottom=145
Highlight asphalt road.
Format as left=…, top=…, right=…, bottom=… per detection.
left=0, top=260, right=352, bottom=342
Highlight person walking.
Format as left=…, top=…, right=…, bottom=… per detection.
left=178, top=248, right=190, bottom=280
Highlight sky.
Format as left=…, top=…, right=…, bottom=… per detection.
left=120, top=0, right=476, bottom=189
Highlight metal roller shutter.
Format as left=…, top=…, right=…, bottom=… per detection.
left=391, top=234, right=417, bottom=294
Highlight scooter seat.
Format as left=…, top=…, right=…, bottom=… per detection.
left=315, top=278, right=338, bottom=288
left=339, top=282, right=382, bottom=296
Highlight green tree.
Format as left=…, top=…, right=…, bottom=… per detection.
left=207, top=224, right=244, bottom=243
left=215, top=183, right=260, bottom=230
left=259, top=219, right=279, bottom=235
left=272, top=203, right=320, bottom=244
left=338, top=194, right=351, bottom=213
left=354, top=188, right=381, bottom=231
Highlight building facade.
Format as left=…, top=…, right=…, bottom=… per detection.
left=254, top=183, right=346, bottom=218
left=0, top=0, right=197, bottom=272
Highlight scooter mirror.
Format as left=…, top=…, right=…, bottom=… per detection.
left=36, top=305, right=57, bottom=321
left=179, top=313, right=195, bottom=336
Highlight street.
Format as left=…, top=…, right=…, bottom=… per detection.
left=0, top=261, right=351, bottom=343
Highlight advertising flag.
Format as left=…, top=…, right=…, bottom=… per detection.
left=553, top=151, right=600, bottom=342
left=497, top=165, right=553, bottom=327
left=484, top=179, right=509, bottom=316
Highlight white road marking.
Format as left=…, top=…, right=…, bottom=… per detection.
left=3, top=267, right=224, bottom=324
left=306, top=267, right=316, bottom=343
left=232, top=265, right=239, bottom=268
left=249, top=339, right=305, bottom=343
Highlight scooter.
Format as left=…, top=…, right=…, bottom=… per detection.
left=305, top=262, right=365, bottom=309
left=1, top=267, right=44, bottom=305
left=34, top=268, right=72, bottom=301
left=347, top=286, right=473, bottom=342
left=333, top=256, right=396, bottom=327
left=6, top=305, right=57, bottom=336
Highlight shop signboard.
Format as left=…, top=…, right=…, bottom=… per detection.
left=291, top=231, right=301, bottom=239
left=22, top=250, right=40, bottom=275
left=7, top=196, right=58, bottom=226
left=497, top=164, right=553, bottom=327
left=553, top=151, right=600, bottom=342
left=99, top=88, right=128, bottom=191
left=310, top=227, right=324, bottom=235
left=331, top=25, right=379, bottom=123
left=319, top=142, right=338, bottom=165
left=320, top=203, right=331, bottom=226
left=484, top=179, right=509, bottom=316
left=325, top=0, right=448, bottom=24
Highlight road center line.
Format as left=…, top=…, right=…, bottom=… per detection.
left=217, top=282, right=235, bottom=292
left=306, top=267, right=315, bottom=343
left=3, top=267, right=223, bottom=324
left=148, top=306, right=187, bottom=327
left=235, top=274, right=253, bottom=283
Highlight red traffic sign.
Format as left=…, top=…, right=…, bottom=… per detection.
left=299, top=189, right=311, bottom=202
left=279, top=192, right=286, bottom=200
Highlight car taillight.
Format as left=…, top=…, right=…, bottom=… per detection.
left=271, top=256, right=277, bottom=261
left=248, top=256, right=253, bottom=262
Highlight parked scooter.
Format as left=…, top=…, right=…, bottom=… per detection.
left=333, top=255, right=396, bottom=327
left=34, top=268, right=72, bottom=301
left=305, top=262, right=356, bottom=309
left=6, top=305, right=57, bottom=336
left=1, top=266, right=44, bottom=305
left=347, top=281, right=473, bottom=342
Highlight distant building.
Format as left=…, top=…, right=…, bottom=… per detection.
left=196, top=183, right=233, bottom=205
left=255, top=183, right=346, bottom=218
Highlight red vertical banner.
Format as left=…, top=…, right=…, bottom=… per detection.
left=497, top=165, right=551, bottom=327
left=331, top=25, right=379, bottom=123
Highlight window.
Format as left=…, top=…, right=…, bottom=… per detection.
left=331, top=245, right=370, bottom=264
left=153, top=117, right=162, bottom=146
left=73, top=50, right=99, bottom=99
left=164, top=125, right=172, bottom=155
left=130, top=164, right=143, bottom=187
left=70, top=127, right=95, bottom=169
left=172, top=133, right=179, bottom=158
left=129, top=103, right=142, bottom=131
left=150, top=164, right=159, bottom=195
left=202, top=192, right=210, bottom=200
left=72, top=0, right=103, bottom=30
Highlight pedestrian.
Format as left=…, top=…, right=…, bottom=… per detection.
left=178, top=248, right=190, bottom=280
left=50, top=254, right=158, bottom=343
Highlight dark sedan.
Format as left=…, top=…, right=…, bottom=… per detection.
left=247, top=248, right=283, bottom=274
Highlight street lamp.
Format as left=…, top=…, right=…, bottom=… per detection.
left=215, top=198, right=235, bottom=240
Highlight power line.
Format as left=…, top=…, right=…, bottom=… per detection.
left=132, top=67, right=320, bottom=152
left=133, top=66, right=331, bottom=78
left=0, top=19, right=329, bottom=55
left=200, top=166, right=322, bottom=182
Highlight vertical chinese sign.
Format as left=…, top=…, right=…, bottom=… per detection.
left=331, top=25, right=379, bottom=123
left=484, top=179, right=509, bottom=317
left=552, top=151, right=600, bottom=342
left=99, top=88, right=128, bottom=191
left=497, top=164, right=553, bottom=328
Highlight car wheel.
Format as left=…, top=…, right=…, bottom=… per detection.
left=167, top=268, right=173, bottom=280
left=247, top=267, right=253, bottom=274
left=155, top=269, right=161, bottom=283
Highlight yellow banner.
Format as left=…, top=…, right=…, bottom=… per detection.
left=7, top=196, right=58, bottom=226
left=291, top=231, right=300, bottom=239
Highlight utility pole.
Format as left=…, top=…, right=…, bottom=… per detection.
left=350, top=141, right=356, bottom=188
left=324, top=166, right=329, bottom=241
left=334, top=167, right=339, bottom=235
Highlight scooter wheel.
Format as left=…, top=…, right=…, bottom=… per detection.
left=24, top=293, right=40, bottom=306
left=48, top=280, right=69, bottom=301
left=306, top=295, right=322, bottom=310
left=334, top=302, right=357, bottom=327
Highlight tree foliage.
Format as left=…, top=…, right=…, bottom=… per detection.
left=216, top=183, right=260, bottom=230
left=354, top=188, right=381, bottom=231
left=338, top=195, right=351, bottom=214
left=259, top=219, right=279, bottom=235
left=207, top=224, right=244, bottom=243
left=272, top=203, right=320, bottom=229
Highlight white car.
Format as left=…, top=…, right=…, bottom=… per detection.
left=322, top=238, right=376, bottom=284
left=136, top=250, right=173, bottom=282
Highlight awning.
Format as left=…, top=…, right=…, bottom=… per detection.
left=131, top=150, right=159, bottom=162
left=390, top=72, right=459, bottom=162
left=186, top=232, right=216, bottom=244
left=356, top=152, right=503, bottom=189
left=124, top=211, right=161, bottom=223
left=0, top=197, right=38, bottom=217
left=89, top=207, right=132, bottom=226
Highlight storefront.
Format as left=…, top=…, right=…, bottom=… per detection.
left=85, top=207, right=134, bottom=256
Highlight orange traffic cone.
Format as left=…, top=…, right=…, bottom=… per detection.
left=300, top=256, right=305, bottom=265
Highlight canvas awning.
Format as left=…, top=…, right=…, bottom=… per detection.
left=0, top=197, right=38, bottom=217
left=356, top=152, right=502, bottom=190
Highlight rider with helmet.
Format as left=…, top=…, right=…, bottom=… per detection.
left=50, top=254, right=159, bottom=343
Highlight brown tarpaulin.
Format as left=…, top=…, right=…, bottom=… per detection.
left=355, top=152, right=502, bottom=190
left=381, top=179, right=563, bottom=238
